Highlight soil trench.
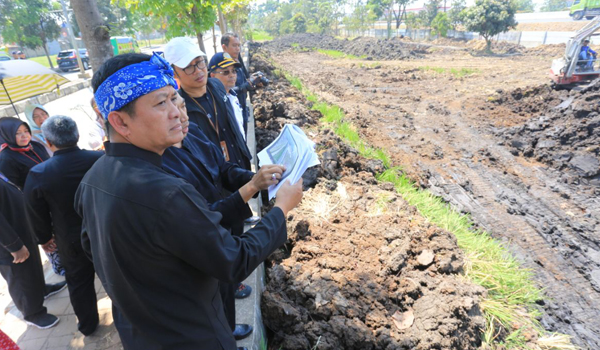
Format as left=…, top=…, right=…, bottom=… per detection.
left=252, top=37, right=600, bottom=349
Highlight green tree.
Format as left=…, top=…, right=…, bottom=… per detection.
left=463, top=0, right=517, bottom=52
left=0, top=0, right=60, bottom=49
left=122, top=0, right=216, bottom=52
left=425, top=0, right=441, bottom=25
left=431, top=12, right=450, bottom=37
left=71, top=0, right=115, bottom=70
left=291, top=13, right=307, bottom=33
left=515, top=0, right=534, bottom=12
left=72, top=0, right=139, bottom=37
left=540, top=0, right=568, bottom=12
left=343, top=0, right=377, bottom=34
left=448, top=0, right=466, bottom=29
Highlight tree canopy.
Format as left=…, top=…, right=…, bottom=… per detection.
left=0, top=0, right=61, bottom=49
left=463, top=0, right=517, bottom=52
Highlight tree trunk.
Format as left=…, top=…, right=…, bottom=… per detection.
left=212, top=25, right=217, bottom=54
left=217, top=2, right=227, bottom=33
left=196, top=32, right=206, bottom=54
left=39, top=19, right=55, bottom=69
left=70, top=0, right=113, bottom=71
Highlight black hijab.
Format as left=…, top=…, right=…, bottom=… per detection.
left=0, top=117, right=32, bottom=150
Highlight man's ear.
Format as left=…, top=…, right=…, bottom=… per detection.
left=45, top=139, right=53, bottom=148
left=221, top=44, right=227, bottom=52
left=107, top=111, right=130, bottom=139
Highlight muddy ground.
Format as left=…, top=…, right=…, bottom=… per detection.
left=251, top=36, right=600, bottom=349
left=253, top=76, right=486, bottom=350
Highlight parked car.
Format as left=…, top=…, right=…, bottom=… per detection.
left=57, top=48, right=90, bottom=72
left=0, top=54, right=11, bottom=61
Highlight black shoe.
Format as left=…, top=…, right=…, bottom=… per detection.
left=44, top=281, right=67, bottom=299
left=235, top=283, right=252, bottom=299
left=233, top=324, right=253, bottom=340
left=237, top=348, right=248, bottom=350
left=24, top=313, right=59, bottom=329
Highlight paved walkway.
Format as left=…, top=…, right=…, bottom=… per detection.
left=0, top=250, right=122, bottom=350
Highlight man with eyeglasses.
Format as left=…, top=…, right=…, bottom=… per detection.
left=208, top=53, right=246, bottom=142
left=165, top=37, right=251, bottom=172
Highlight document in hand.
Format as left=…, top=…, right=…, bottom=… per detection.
left=258, top=124, right=320, bottom=199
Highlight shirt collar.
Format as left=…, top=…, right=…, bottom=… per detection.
left=105, top=142, right=162, bottom=167
left=53, top=146, right=80, bottom=156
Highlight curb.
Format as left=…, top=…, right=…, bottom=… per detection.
left=0, top=79, right=91, bottom=118
left=236, top=43, right=268, bottom=350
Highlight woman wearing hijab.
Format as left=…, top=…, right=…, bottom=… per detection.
left=24, top=104, right=53, bottom=156
left=0, top=117, right=64, bottom=277
left=0, top=117, right=50, bottom=189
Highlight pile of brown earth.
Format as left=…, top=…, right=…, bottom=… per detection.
left=466, top=39, right=526, bottom=54
left=526, top=43, right=566, bottom=57
left=251, top=53, right=487, bottom=350
left=259, top=33, right=429, bottom=60
left=491, top=81, right=600, bottom=188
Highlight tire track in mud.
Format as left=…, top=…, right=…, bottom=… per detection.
left=267, top=50, right=600, bottom=349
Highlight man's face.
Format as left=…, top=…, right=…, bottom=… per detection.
left=223, top=37, right=241, bottom=59
left=176, top=93, right=190, bottom=138
left=118, top=86, right=183, bottom=154
left=211, top=66, right=237, bottom=91
left=174, top=56, right=207, bottom=91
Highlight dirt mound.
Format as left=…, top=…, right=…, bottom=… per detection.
left=526, top=43, right=566, bottom=57
left=493, top=82, right=600, bottom=186
left=466, top=39, right=526, bottom=54
left=252, top=54, right=487, bottom=350
left=259, top=33, right=428, bottom=60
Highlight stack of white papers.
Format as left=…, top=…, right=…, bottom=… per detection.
left=258, top=124, right=320, bottom=199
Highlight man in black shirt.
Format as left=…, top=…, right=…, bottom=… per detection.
left=76, top=52, right=303, bottom=350
left=165, top=37, right=252, bottom=171
left=24, top=115, right=103, bottom=336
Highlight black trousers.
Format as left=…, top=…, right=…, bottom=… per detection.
left=60, top=241, right=99, bottom=335
left=0, top=244, right=46, bottom=320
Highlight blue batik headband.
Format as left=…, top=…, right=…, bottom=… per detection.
left=95, top=52, right=178, bottom=120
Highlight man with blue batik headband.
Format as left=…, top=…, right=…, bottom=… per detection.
left=75, top=53, right=303, bottom=349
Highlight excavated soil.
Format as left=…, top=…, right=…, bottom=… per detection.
left=251, top=36, right=600, bottom=349
left=252, top=72, right=486, bottom=350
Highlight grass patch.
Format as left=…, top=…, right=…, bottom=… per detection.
left=291, top=43, right=300, bottom=48
left=28, top=55, right=58, bottom=68
left=249, top=30, right=273, bottom=42
left=279, top=69, right=573, bottom=350
left=419, top=66, right=479, bottom=78
left=317, top=49, right=366, bottom=60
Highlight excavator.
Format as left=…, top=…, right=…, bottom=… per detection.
left=550, top=16, right=600, bottom=88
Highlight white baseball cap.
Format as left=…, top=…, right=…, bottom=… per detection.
left=164, top=37, right=206, bottom=69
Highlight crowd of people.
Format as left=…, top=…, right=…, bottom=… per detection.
left=0, top=33, right=302, bottom=350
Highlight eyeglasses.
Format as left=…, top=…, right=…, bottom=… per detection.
left=182, top=60, right=207, bottom=75
left=213, top=69, right=237, bottom=76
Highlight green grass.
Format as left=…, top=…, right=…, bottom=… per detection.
left=317, top=49, right=366, bottom=60
left=419, top=66, right=480, bottom=78
left=249, top=30, right=273, bottom=42
left=28, top=54, right=58, bottom=68
left=291, top=43, right=300, bottom=48
left=279, top=69, right=573, bottom=350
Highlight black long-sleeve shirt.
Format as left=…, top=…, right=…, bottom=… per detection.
left=74, top=142, right=287, bottom=350
left=0, top=172, right=36, bottom=265
left=162, top=123, right=254, bottom=228
left=180, top=78, right=252, bottom=171
left=23, top=147, right=102, bottom=252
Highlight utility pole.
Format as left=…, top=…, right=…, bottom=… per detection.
left=58, top=0, right=89, bottom=79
